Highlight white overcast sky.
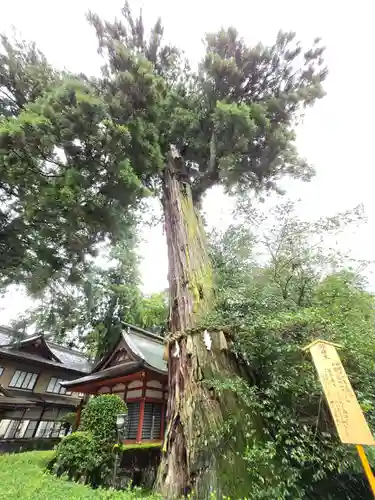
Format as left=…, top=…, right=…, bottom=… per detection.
left=0, top=0, right=374, bottom=324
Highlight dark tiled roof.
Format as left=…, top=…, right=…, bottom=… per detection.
left=0, top=326, right=15, bottom=346
left=0, top=388, right=80, bottom=408
left=62, top=361, right=143, bottom=388
left=92, top=323, right=167, bottom=375
left=63, top=324, right=167, bottom=389
left=123, top=330, right=167, bottom=374
left=0, top=326, right=91, bottom=374
left=48, top=343, right=91, bottom=373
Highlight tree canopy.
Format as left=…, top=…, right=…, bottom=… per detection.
left=11, top=230, right=168, bottom=358
left=0, top=3, right=327, bottom=293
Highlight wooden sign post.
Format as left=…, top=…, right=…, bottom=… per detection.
left=303, top=339, right=375, bottom=496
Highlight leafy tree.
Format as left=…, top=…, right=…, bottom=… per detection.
left=208, top=203, right=374, bottom=498
left=209, top=199, right=365, bottom=331
left=0, top=4, right=327, bottom=495
left=0, top=33, right=149, bottom=291
left=12, top=231, right=167, bottom=358
left=136, top=291, right=168, bottom=335
left=0, top=32, right=57, bottom=117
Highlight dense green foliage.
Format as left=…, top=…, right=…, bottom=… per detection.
left=55, top=431, right=98, bottom=481
left=205, top=201, right=373, bottom=499
left=59, top=410, right=77, bottom=430
left=11, top=234, right=167, bottom=355
left=0, top=451, right=158, bottom=499
left=0, top=3, right=326, bottom=294
left=80, top=394, right=127, bottom=444
left=55, top=395, right=127, bottom=486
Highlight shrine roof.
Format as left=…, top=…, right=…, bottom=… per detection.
left=61, top=323, right=167, bottom=389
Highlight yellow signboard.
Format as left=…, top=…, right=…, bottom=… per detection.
left=305, top=340, right=375, bottom=446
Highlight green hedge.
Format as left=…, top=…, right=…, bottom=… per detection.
left=54, top=394, right=127, bottom=487
left=80, top=394, right=127, bottom=444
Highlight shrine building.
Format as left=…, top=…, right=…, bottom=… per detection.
left=62, top=323, right=167, bottom=444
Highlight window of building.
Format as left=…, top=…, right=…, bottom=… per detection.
left=71, top=391, right=84, bottom=398
left=52, top=421, right=66, bottom=438
left=125, top=402, right=140, bottom=439
left=46, top=377, right=72, bottom=395
left=0, top=366, right=4, bottom=376
left=0, top=419, right=65, bottom=439
left=24, top=420, right=38, bottom=438
left=9, top=370, right=38, bottom=390
left=123, top=401, right=163, bottom=441
left=35, top=420, right=53, bottom=438
left=0, top=419, right=33, bottom=439
left=35, top=420, right=65, bottom=438
left=4, top=420, right=20, bottom=439
left=142, top=403, right=162, bottom=440
left=0, top=419, right=12, bottom=438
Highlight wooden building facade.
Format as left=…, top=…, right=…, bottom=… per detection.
left=0, top=326, right=91, bottom=452
left=63, top=323, right=168, bottom=444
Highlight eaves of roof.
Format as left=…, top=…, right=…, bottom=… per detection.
left=0, top=348, right=87, bottom=375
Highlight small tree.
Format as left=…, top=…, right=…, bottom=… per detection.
left=55, top=394, right=126, bottom=486
left=55, top=431, right=98, bottom=483
left=79, top=393, right=127, bottom=444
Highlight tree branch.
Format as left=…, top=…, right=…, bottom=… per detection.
left=0, top=88, right=20, bottom=108
left=9, top=147, right=64, bottom=179
left=192, top=129, right=219, bottom=204
left=36, top=146, right=66, bottom=170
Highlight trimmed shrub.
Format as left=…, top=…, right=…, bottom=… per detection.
left=80, top=394, right=127, bottom=444
left=55, top=431, right=97, bottom=481
left=54, top=394, right=127, bottom=487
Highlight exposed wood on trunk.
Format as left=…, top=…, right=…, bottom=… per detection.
left=156, top=150, right=250, bottom=498
left=163, top=150, right=212, bottom=335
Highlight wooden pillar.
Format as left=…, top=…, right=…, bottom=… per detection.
left=137, top=399, right=145, bottom=442
left=136, top=372, right=146, bottom=442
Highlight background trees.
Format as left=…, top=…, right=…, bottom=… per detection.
left=11, top=232, right=168, bottom=359
left=207, top=200, right=373, bottom=498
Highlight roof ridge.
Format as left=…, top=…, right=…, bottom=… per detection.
left=47, top=341, right=88, bottom=357
left=0, top=347, right=89, bottom=373
left=122, top=322, right=164, bottom=342
left=0, top=326, right=88, bottom=358
left=5, top=335, right=63, bottom=363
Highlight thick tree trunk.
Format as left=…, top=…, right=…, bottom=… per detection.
left=156, top=151, right=250, bottom=498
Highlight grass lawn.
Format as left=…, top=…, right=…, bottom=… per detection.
left=0, top=451, right=158, bottom=499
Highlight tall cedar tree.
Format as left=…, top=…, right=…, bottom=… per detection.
left=0, top=4, right=327, bottom=497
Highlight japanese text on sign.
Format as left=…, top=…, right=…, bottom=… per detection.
left=309, top=341, right=375, bottom=446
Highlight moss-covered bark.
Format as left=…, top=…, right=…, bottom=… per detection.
left=162, top=152, right=212, bottom=334
left=156, top=151, right=252, bottom=498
